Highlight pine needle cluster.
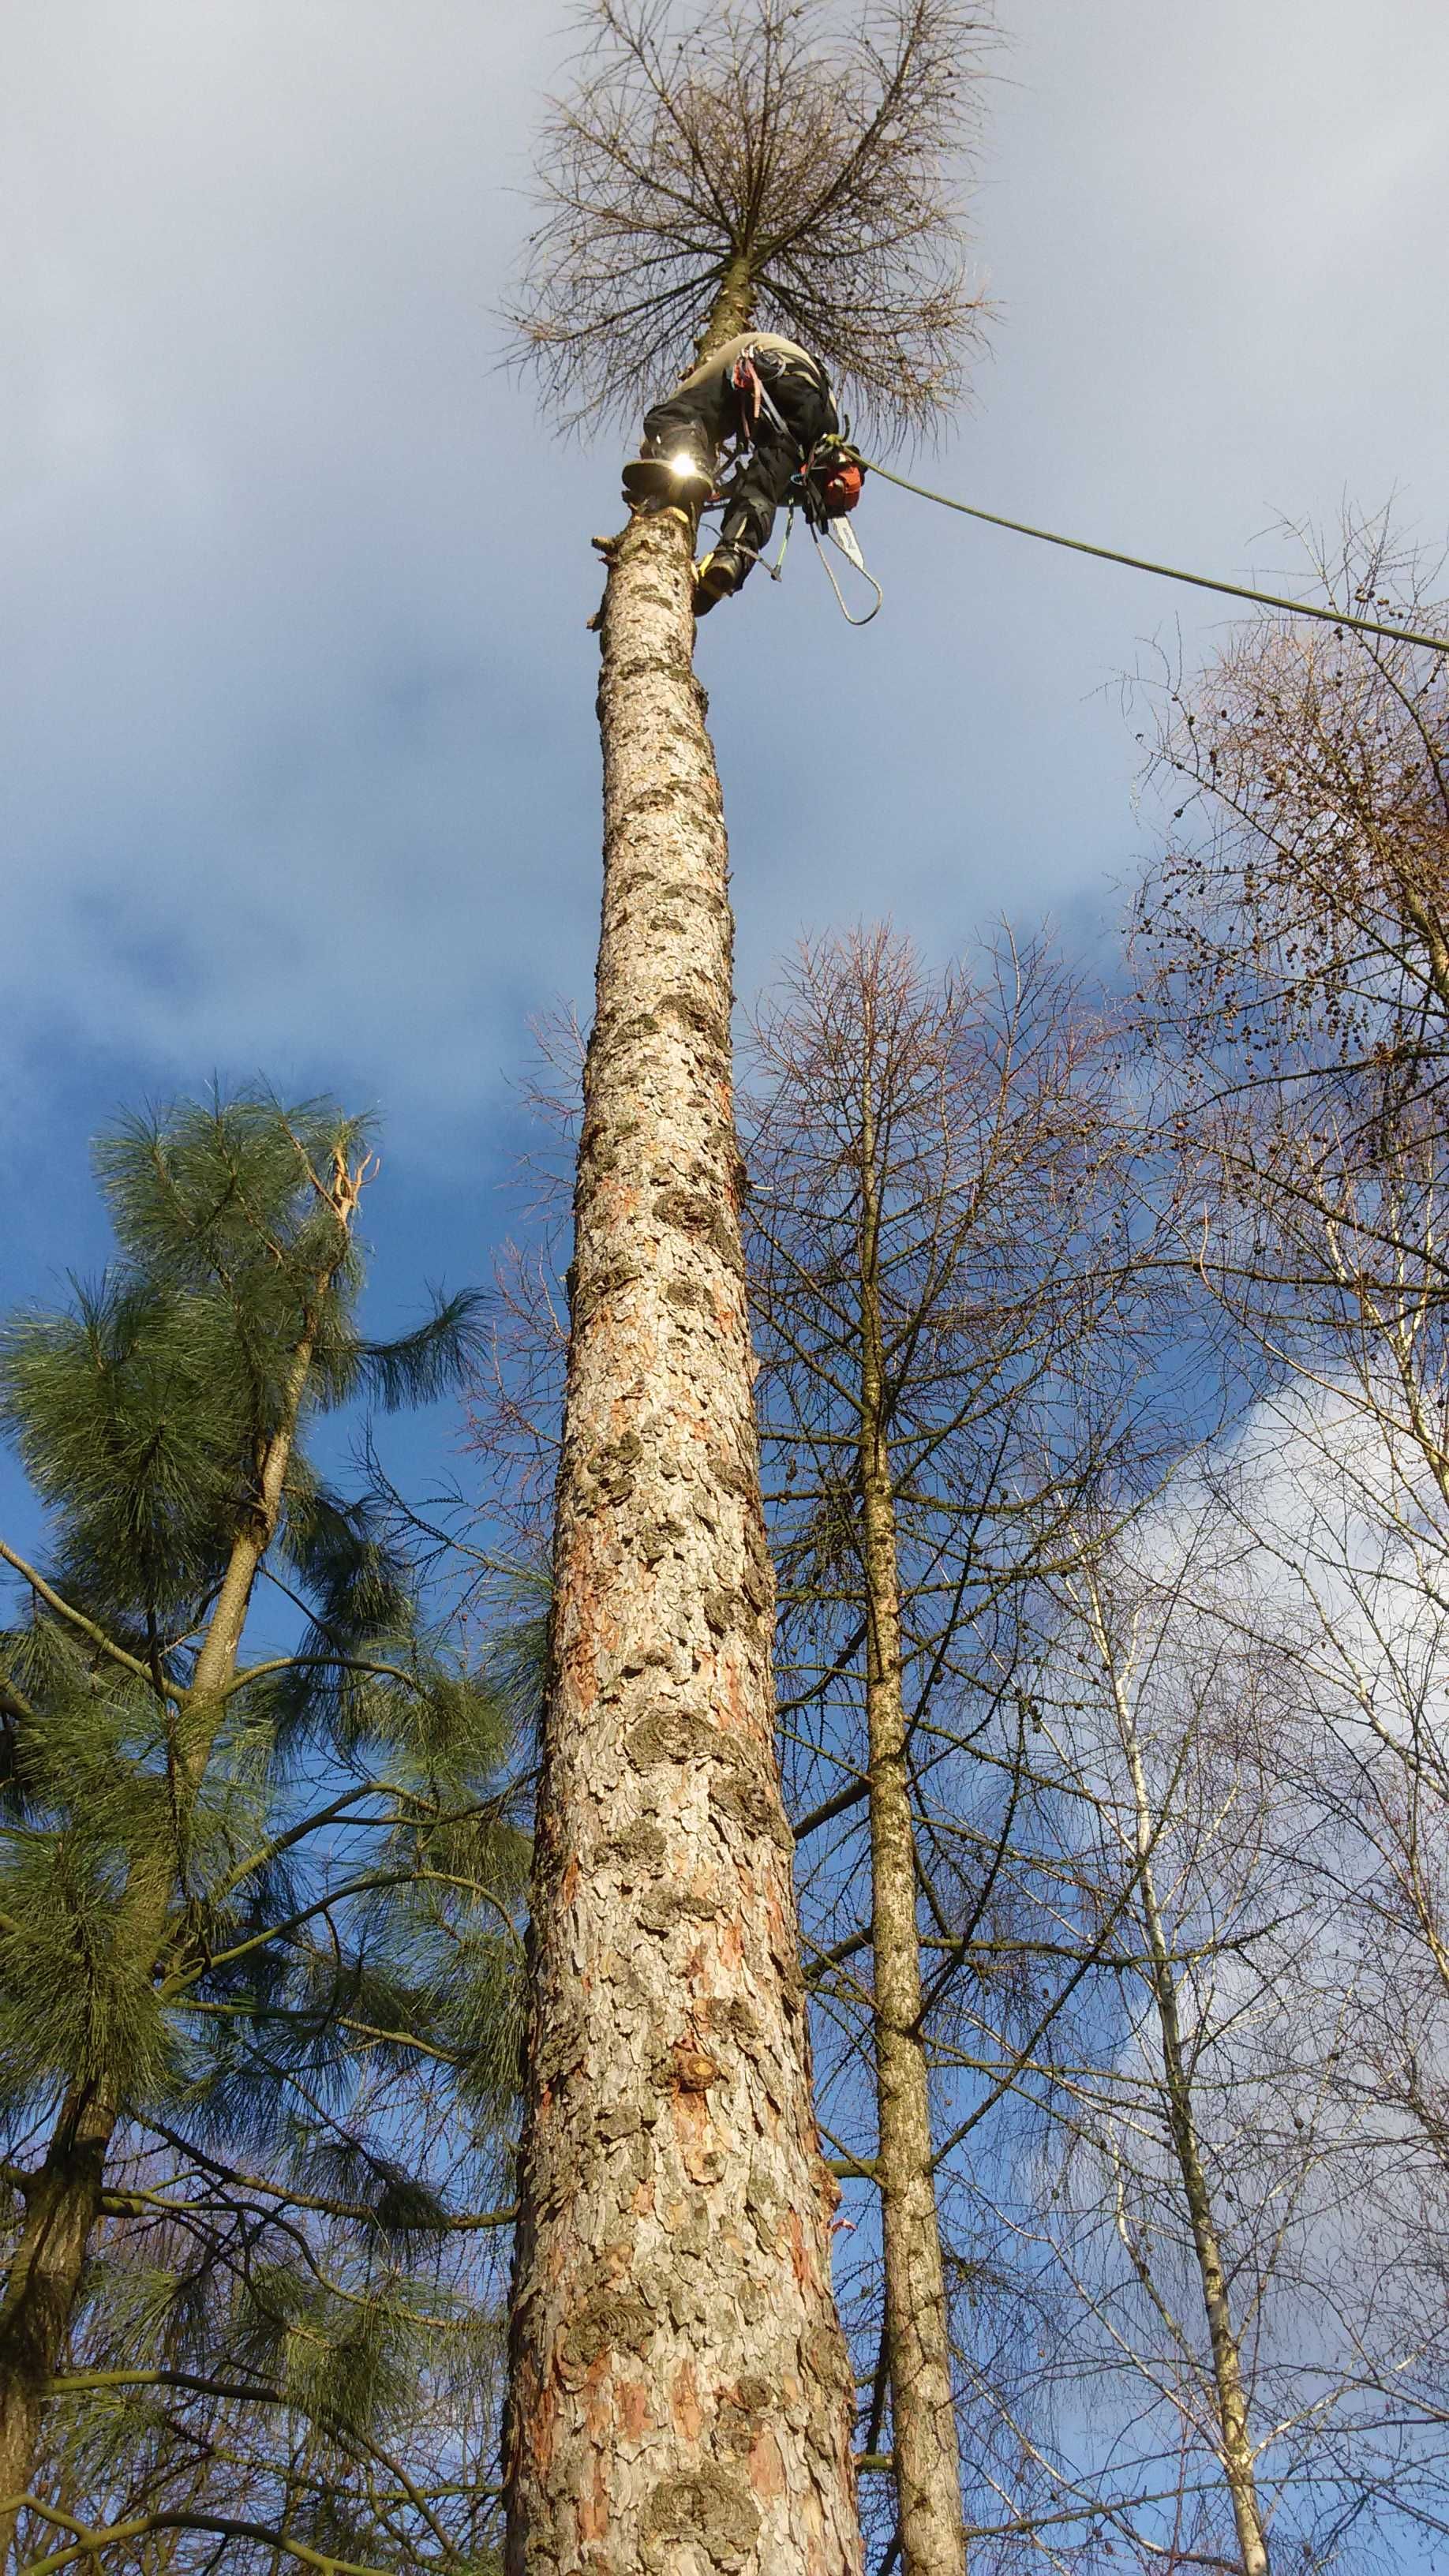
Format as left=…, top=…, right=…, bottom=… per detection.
left=0, top=1093, right=526, bottom=2576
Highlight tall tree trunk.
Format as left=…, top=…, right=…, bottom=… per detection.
left=856, top=1080, right=968, bottom=2576
left=1088, top=1580, right=1270, bottom=2576
left=702, top=253, right=754, bottom=352
left=504, top=293, right=862, bottom=2576
left=0, top=1174, right=361, bottom=2558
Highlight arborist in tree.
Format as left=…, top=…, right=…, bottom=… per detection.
left=623, top=331, right=865, bottom=615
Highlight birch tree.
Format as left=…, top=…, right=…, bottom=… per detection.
left=502, top=9, right=994, bottom=2570
left=1142, top=1334, right=1449, bottom=2552
left=1110, top=567, right=1449, bottom=2555
left=1052, top=1552, right=1282, bottom=2576
left=1133, top=531, right=1449, bottom=2377
left=1022, top=1453, right=1449, bottom=2574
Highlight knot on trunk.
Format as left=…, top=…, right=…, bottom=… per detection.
left=642, top=2462, right=762, bottom=2573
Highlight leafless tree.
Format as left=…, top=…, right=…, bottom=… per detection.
left=1132, top=520, right=1449, bottom=2142
left=1113, top=526, right=1449, bottom=2560
left=1168, top=1364, right=1449, bottom=2551
left=743, top=927, right=1157, bottom=2573
left=472, top=923, right=1449, bottom=2570
left=500, top=7, right=995, bottom=2570
left=508, top=0, right=994, bottom=434
left=1049, top=1544, right=1288, bottom=2576
left=1133, top=515, right=1449, bottom=1460
left=1029, top=1421, right=1449, bottom=2575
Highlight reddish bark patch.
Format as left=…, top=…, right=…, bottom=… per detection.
left=671, top=2358, right=703, bottom=2442
left=747, top=2426, right=786, bottom=2500
left=580, top=2447, right=609, bottom=2542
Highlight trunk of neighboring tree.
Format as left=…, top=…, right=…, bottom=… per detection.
left=0, top=2083, right=117, bottom=2555
left=1089, top=1584, right=1270, bottom=2576
left=504, top=290, right=862, bottom=2576
left=856, top=1079, right=968, bottom=2576
left=0, top=1252, right=349, bottom=2561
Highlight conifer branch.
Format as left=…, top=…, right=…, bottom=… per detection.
left=0, top=1089, right=515, bottom=2567
left=136, top=2117, right=515, bottom=2231
left=0, top=1542, right=161, bottom=1691
left=7, top=2498, right=395, bottom=2576
left=222, top=1651, right=417, bottom=1698
left=157, top=1870, right=420, bottom=1994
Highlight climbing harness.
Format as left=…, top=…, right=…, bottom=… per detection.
left=859, top=459, right=1449, bottom=657
left=698, top=420, right=882, bottom=625
left=707, top=353, right=883, bottom=622
left=730, top=347, right=833, bottom=449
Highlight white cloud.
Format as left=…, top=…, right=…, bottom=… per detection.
left=2, top=0, right=1446, bottom=1166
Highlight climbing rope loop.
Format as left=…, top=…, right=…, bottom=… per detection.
left=811, top=519, right=883, bottom=626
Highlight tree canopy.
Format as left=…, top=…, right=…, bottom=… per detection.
left=0, top=1094, right=526, bottom=2576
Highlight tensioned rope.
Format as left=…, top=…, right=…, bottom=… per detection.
left=859, top=459, right=1449, bottom=657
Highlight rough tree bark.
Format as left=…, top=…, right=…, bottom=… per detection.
left=1086, top=1577, right=1271, bottom=2576
left=0, top=1170, right=364, bottom=2557
left=0, top=2084, right=118, bottom=2563
left=856, top=1071, right=968, bottom=2576
left=503, top=305, right=862, bottom=2576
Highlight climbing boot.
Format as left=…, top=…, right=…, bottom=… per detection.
left=692, top=542, right=747, bottom=616
left=622, top=451, right=714, bottom=515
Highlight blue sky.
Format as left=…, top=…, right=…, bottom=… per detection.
left=4, top=15, right=1448, bottom=2555
left=3, top=0, right=1448, bottom=1542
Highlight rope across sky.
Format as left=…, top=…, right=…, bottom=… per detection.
left=861, top=459, right=1449, bottom=656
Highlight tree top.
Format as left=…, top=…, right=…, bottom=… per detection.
left=507, top=0, right=997, bottom=440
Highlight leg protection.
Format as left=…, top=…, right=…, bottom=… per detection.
left=641, top=372, right=736, bottom=467
left=718, top=429, right=800, bottom=575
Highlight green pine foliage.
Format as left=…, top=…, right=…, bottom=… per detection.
left=0, top=1093, right=524, bottom=2576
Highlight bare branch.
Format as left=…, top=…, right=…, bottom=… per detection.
left=505, top=0, right=997, bottom=436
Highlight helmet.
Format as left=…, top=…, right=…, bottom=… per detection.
left=813, top=446, right=864, bottom=518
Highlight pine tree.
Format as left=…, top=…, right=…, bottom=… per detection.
left=0, top=1094, right=525, bottom=2574
left=504, top=8, right=994, bottom=2567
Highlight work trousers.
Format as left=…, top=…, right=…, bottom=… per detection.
left=642, top=348, right=838, bottom=584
